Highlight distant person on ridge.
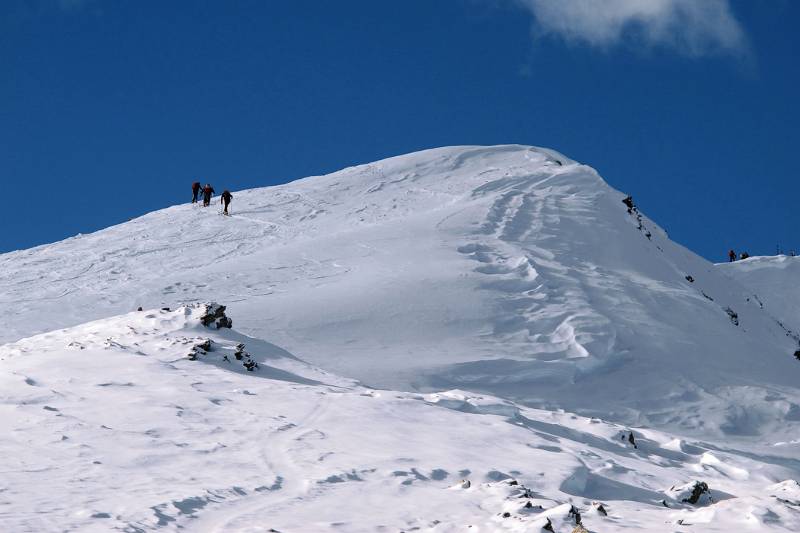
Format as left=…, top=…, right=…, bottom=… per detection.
left=191, top=181, right=201, bottom=203
left=221, top=190, right=233, bottom=216
left=728, top=249, right=736, bottom=262
left=202, top=183, right=215, bottom=207
left=192, top=181, right=200, bottom=204
left=740, top=251, right=750, bottom=260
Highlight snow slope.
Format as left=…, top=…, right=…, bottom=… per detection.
left=1, top=145, right=797, bottom=438
left=3, top=305, right=799, bottom=532
left=718, top=255, right=800, bottom=333
left=3, top=145, right=800, bottom=532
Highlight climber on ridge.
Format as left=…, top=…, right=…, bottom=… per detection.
left=191, top=181, right=201, bottom=203
left=221, top=190, right=233, bottom=216
left=728, top=249, right=736, bottom=262
left=202, top=183, right=215, bottom=207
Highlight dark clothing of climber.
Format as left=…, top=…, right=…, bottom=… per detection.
left=221, top=190, right=232, bottom=215
left=202, top=185, right=215, bottom=207
left=191, top=181, right=201, bottom=203
left=728, top=250, right=736, bottom=262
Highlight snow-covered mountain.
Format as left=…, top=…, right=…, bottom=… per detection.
left=2, top=145, right=797, bottom=433
left=2, top=145, right=799, bottom=532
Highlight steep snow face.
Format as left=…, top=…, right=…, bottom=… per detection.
left=2, top=307, right=799, bottom=532
left=718, top=255, right=800, bottom=333
left=0, top=145, right=798, bottom=436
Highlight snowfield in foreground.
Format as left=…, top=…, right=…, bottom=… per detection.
left=1, top=145, right=799, bottom=531
left=2, top=305, right=799, bottom=532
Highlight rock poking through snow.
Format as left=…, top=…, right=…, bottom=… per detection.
left=592, top=502, right=608, bottom=516
left=188, top=339, right=212, bottom=360
left=668, top=480, right=713, bottom=505
left=200, top=303, right=232, bottom=329
left=725, top=307, right=739, bottom=326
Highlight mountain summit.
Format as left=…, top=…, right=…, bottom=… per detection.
left=1, top=145, right=797, bottom=437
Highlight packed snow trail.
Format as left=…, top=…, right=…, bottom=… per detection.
left=0, top=145, right=798, bottom=440
left=2, top=306, right=800, bottom=532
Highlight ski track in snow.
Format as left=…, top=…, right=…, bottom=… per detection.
left=1, top=145, right=800, bottom=531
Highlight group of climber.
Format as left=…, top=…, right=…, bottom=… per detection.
left=728, top=249, right=750, bottom=262
left=192, top=181, right=233, bottom=215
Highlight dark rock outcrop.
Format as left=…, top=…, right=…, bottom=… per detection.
left=200, top=303, right=233, bottom=329
left=188, top=339, right=213, bottom=360
left=683, top=481, right=710, bottom=504
left=725, top=307, right=739, bottom=326
left=668, top=480, right=713, bottom=506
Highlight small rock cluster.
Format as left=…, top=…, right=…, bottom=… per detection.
left=620, top=430, right=638, bottom=449
left=666, top=480, right=714, bottom=506
left=773, top=319, right=800, bottom=360
left=724, top=307, right=739, bottom=326
left=188, top=339, right=259, bottom=372
left=622, top=195, right=652, bottom=240
left=200, top=303, right=233, bottom=329
left=234, top=343, right=259, bottom=372
left=188, top=339, right=213, bottom=361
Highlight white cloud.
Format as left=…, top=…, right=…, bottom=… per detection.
left=516, top=0, right=747, bottom=56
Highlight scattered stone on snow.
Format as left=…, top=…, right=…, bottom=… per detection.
left=200, top=303, right=233, bottom=329
left=668, top=480, right=714, bottom=505
left=568, top=504, right=582, bottom=525
left=622, top=195, right=635, bottom=213
left=725, top=307, right=739, bottom=326
left=188, top=339, right=212, bottom=360
left=620, top=430, right=638, bottom=449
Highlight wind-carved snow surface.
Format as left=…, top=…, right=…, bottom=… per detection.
left=1, top=145, right=800, bottom=531
left=2, top=306, right=799, bottom=532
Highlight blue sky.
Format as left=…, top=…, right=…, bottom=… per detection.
left=1, top=0, right=797, bottom=260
